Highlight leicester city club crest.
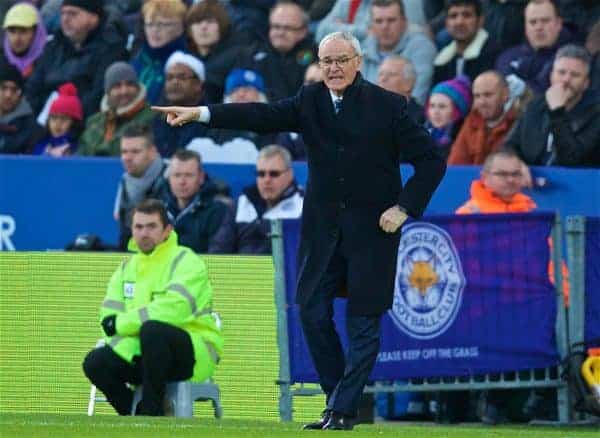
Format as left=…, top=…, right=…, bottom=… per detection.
left=390, top=223, right=466, bottom=340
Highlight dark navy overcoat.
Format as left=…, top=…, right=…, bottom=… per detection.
left=207, top=74, right=446, bottom=315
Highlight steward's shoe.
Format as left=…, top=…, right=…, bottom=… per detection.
left=302, top=409, right=331, bottom=430
left=323, top=412, right=354, bottom=430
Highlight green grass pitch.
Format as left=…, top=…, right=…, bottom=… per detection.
left=1, top=414, right=598, bottom=438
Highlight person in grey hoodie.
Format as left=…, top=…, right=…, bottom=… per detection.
left=0, top=62, right=37, bottom=154
left=360, top=0, right=436, bottom=104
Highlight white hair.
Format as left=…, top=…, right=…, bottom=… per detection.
left=318, top=31, right=362, bottom=57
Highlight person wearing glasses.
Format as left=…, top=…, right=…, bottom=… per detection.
left=233, top=1, right=317, bottom=101
left=152, top=30, right=445, bottom=430
left=210, top=145, right=303, bottom=254
left=131, top=0, right=188, bottom=104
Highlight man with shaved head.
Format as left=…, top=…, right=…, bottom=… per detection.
left=448, top=70, right=517, bottom=164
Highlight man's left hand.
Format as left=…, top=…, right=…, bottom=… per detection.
left=101, top=315, right=117, bottom=337
left=379, top=205, right=408, bottom=233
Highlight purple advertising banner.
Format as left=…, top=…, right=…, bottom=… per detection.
left=283, top=213, right=560, bottom=383
left=585, top=217, right=600, bottom=346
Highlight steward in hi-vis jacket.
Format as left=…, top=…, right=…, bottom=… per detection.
left=83, top=199, right=223, bottom=416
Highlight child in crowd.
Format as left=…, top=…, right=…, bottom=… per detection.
left=424, top=76, right=472, bottom=160
left=32, top=83, right=83, bottom=156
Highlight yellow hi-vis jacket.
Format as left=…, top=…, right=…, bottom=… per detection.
left=99, top=231, right=223, bottom=382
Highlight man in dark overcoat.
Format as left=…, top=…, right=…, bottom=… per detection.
left=153, top=31, right=446, bottom=430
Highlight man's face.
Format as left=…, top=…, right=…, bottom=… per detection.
left=131, top=211, right=171, bottom=254
left=472, top=73, right=508, bottom=121
left=168, top=157, right=204, bottom=203
left=144, top=14, right=184, bottom=48
left=550, top=56, right=589, bottom=104
left=165, top=63, right=203, bottom=105
left=60, top=5, right=98, bottom=44
left=5, top=26, right=35, bottom=55
left=107, top=80, right=139, bottom=109
left=256, top=155, right=293, bottom=205
left=318, top=38, right=361, bottom=95
left=228, top=86, right=261, bottom=103
left=525, top=1, right=562, bottom=49
left=190, top=19, right=220, bottom=49
left=304, top=64, right=323, bottom=85
left=377, top=58, right=413, bottom=96
left=445, top=4, right=482, bottom=44
left=370, top=4, right=406, bottom=51
left=482, top=156, right=524, bottom=201
left=0, top=80, right=22, bottom=115
left=268, top=4, right=307, bottom=53
left=120, top=136, right=156, bottom=177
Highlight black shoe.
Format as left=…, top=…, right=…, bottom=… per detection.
left=323, top=411, right=354, bottom=430
left=302, top=410, right=331, bottom=430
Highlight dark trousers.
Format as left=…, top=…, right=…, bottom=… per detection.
left=299, top=236, right=382, bottom=417
left=83, top=320, right=195, bottom=415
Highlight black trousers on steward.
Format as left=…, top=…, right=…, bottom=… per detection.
left=83, top=320, right=195, bottom=416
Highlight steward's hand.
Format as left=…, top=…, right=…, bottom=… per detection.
left=101, top=315, right=117, bottom=337
left=379, top=205, right=408, bottom=233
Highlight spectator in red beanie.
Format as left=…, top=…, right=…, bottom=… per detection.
left=32, top=82, right=83, bottom=156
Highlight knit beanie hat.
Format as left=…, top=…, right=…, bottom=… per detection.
left=0, top=62, right=24, bottom=89
left=429, top=75, right=472, bottom=122
left=165, top=51, right=205, bottom=81
left=3, top=3, right=39, bottom=29
left=49, top=83, right=83, bottom=121
left=62, top=0, right=104, bottom=16
left=104, top=62, right=138, bottom=93
left=225, top=69, right=265, bottom=95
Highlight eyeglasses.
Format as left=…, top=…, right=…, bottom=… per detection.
left=256, top=169, right=289, bottom=178
left=165, top=74, right=198, bottom=82
left=318, top=55, right=358, bottom=68
left=489, top=170, right=522, bottom=179
left=144, top=21, right=181, bottom=30
left=270, top=23, right=305, bottom=32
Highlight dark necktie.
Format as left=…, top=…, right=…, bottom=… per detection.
left=334, top=98, right=342, bottom=115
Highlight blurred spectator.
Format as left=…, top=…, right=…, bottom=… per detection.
left=448, top=70, right=516, bottom=164
left=361, top=0, right=436, bottom=104
left=163, top=149, right=231, bottom=253
left=295, top=0, right=336, bottom=22
left=211, top=68, right=276, bottom=148
left=424, top=75, right=472, bottom=159
left=504, top=44, right=600, bottom=167
left=114, top=123, right=167, bottom=250
left=483, top=0, right=527, bottom=51
left=131, top=0, right=188, bottom=104
left=433, top=0, right=501, bottom=85
left=275, top=62, right=324, bottom=160
left=587, top=20, right=600, bottom=90
left=32, top=82, right=82, bottom=156
left=495, top=0, right=575, bottom=94
left=235, top=1, right=317, bottom=101
left=225, top=0, right=275, bottom=39
left=210, top=145, right=303, bottom=254
left=558, top=0, right=600, bottom=36
left=185, top=0, right=247, bottom=103
left=377, top=55, right=424, bottom=124
left=2, top=2, right=47, bottom=80
left=79, top=62, right=154, bottom=157
left=316, top=0, right=372, bottom=43
left=25, top=0, right=128, bottom=118
left=153, top=51, right=215, bottom=157
left=0, top=62, right=36, bottom=153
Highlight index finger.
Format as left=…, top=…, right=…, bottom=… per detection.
left=151, top=106, right=178, bottom=114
